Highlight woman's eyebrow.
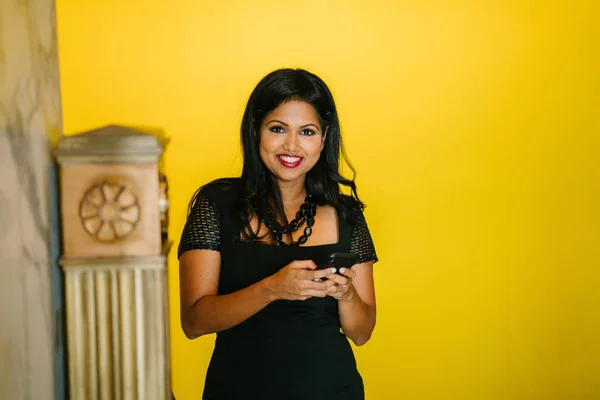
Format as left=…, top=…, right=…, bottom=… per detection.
left=265, top=119, right=288, bottom=126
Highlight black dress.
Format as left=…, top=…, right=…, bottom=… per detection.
left=178, top=179, right=378, bottom=400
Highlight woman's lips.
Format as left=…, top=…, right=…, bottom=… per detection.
left=277, top=154, right=303, bottom=168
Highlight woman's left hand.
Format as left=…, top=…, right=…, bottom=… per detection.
left=325, top=267, right=357, bottom=301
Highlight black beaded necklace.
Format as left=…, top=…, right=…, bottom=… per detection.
left=262, top=195, right=317, bottom=246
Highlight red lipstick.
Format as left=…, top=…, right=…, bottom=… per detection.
left=277, top=154, right=303, bottom=168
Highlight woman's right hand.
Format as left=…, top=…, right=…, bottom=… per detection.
left=264, top=260, right=338, bottom=301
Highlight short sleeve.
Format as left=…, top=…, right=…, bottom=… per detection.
left=177, top=195, right=221, bottom=259
left=349, top=211, right=378, bottom=265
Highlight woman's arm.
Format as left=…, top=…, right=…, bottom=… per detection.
left=326, top=262, right=376, bottom=346
left=179, top=249, right=270, bottom=339
left=179, top=250, right=337, bottom=339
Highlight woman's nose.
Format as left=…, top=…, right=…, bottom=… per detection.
left=283, top=133, right=300, bottom=152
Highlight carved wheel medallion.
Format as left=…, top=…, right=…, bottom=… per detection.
left=79, top=181, right=140, bottom=242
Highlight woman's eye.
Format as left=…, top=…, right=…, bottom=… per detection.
left=270, top=126, right=285, bottom=133
left=301, top=129, right=316, bottom=136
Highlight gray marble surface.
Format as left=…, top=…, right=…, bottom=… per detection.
left=0, top=0, right=63, bottom=399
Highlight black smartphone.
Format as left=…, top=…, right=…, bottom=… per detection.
left=317, top=252, right=359, bottom=274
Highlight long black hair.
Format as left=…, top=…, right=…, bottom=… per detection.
left=189, top=68, right=364, bottom=241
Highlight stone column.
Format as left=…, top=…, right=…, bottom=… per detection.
left=54, top=125, right=172, bottom=400
left=0, top=0, right=63, bottom=399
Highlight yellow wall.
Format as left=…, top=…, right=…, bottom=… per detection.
left=56, top=1, right=600, bottom=398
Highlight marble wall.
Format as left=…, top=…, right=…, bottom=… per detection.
left=0, top=0, right=63, bottom=399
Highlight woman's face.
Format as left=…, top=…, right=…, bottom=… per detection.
left=259, top=100, right=326, bottom=187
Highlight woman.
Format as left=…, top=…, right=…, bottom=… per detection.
left=178, top=68, right=378, bottom=399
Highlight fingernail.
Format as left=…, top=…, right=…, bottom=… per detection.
left=340, top=268, right=346, bottom=274
left=331, top=268, right=337, bottom=274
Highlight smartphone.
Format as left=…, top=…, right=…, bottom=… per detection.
left=317, top=252, right=359, bottom=274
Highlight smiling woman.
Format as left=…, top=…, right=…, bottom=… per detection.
left=259, top=100, right=326, bottom=185
left=177, top=68, right=378, bottom=399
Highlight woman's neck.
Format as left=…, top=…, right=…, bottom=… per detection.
left=278, top=180, right=306, bottom=207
